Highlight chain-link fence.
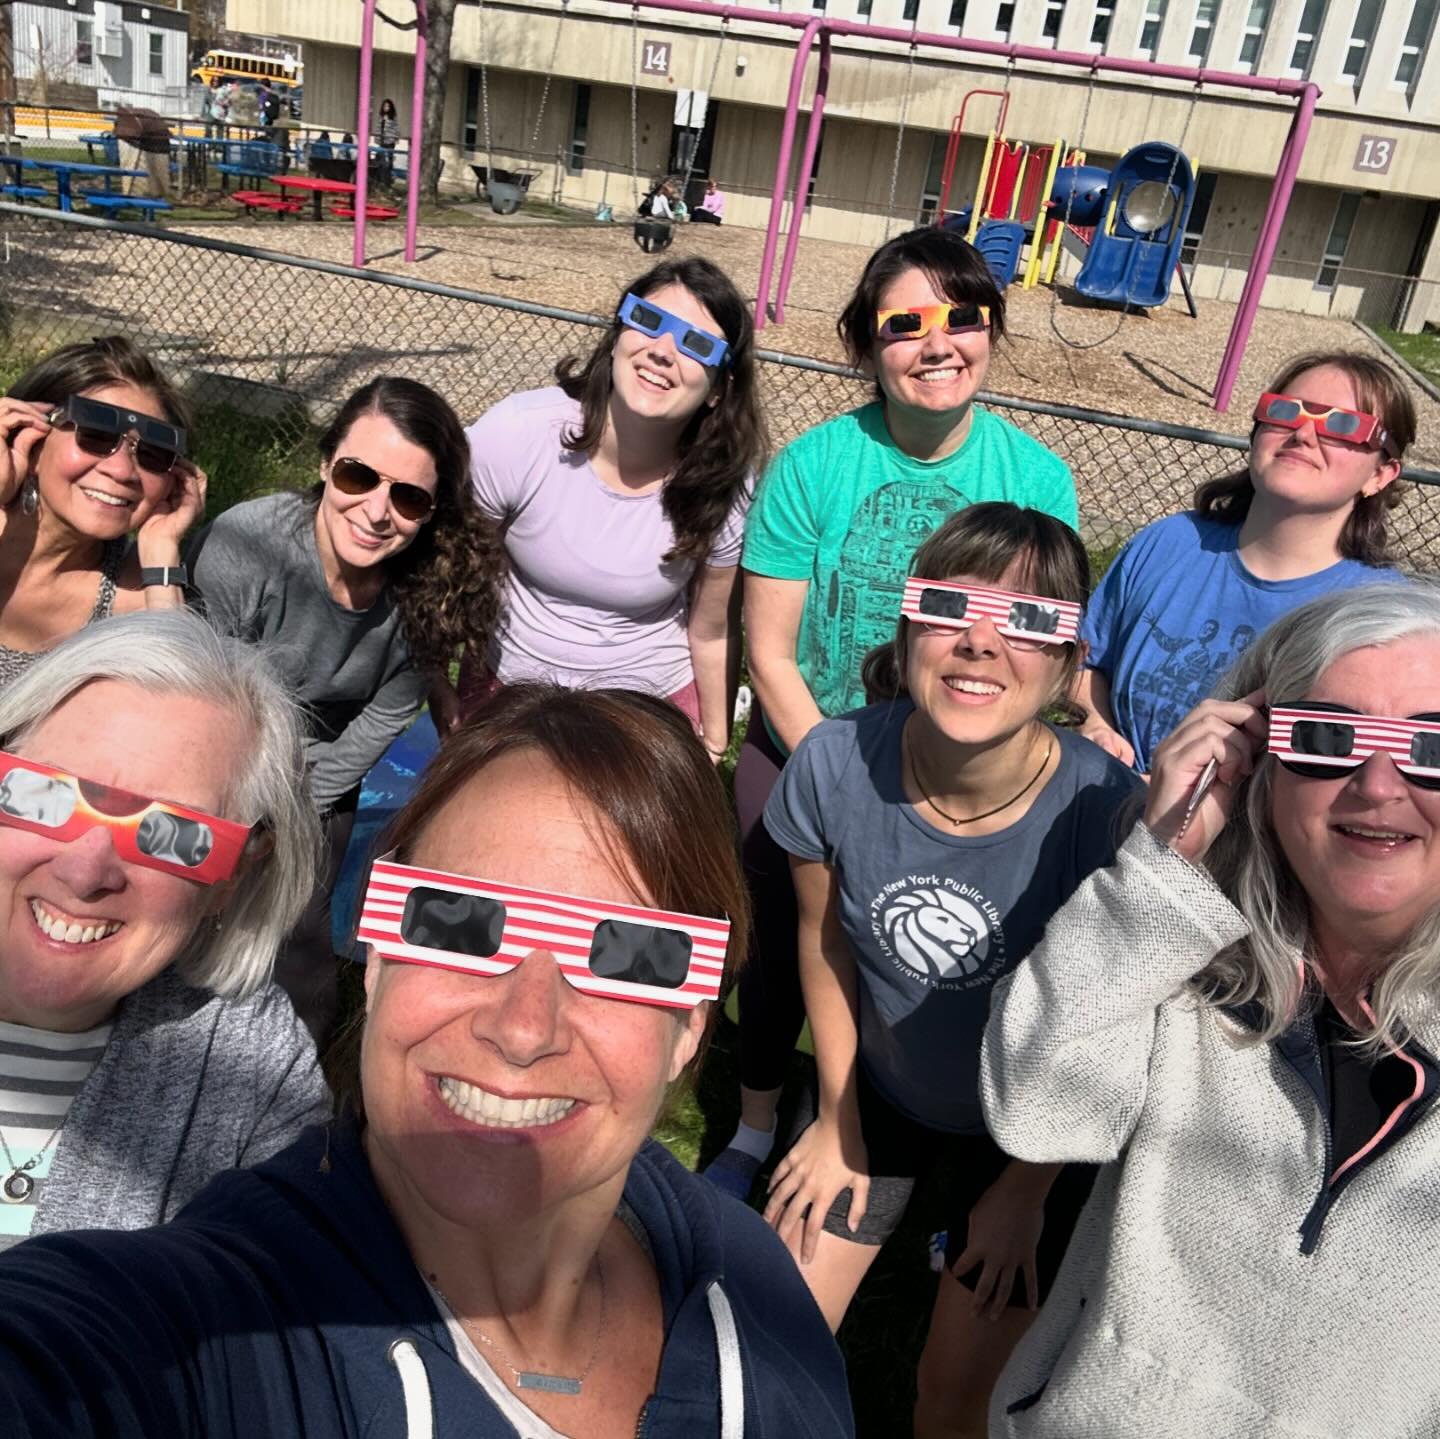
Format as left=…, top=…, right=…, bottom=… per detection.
left=3, top=201, right=1438, bottom=566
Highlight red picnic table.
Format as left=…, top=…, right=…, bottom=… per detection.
left=272, top=175, right=357, bottom=222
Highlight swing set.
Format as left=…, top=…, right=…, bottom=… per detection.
left=349, top=0, right=1319, bottom=413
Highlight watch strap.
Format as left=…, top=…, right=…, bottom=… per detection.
left=140, top=565, right=189, bottom=589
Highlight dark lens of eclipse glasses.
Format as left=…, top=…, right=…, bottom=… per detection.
left=330, top=457, right=434, bottom=522
left=917, top=586, right=970, bottom=623
left=682, top=329, right=716, bottom=359
left=630, top=301, right=664, bottom=332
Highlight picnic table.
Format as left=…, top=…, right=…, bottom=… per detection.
left=273, top=174, right=357, bottom=222
left=79, top=132, right=120, bottom=166
left=28, top=160, right=146, bottom=213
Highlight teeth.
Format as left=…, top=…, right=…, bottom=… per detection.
left=30, top=900, right=121, bottom=944
left=439, top=1076, right=577, bottom=1130
left=79, top=487, right=129, bottom=508
left=1339, top=825, right=1411, bottom=841
left=636, top=366, right=673, bottom=390
left=944, top=678, right=1002, bottom=695
left=916, top=368, right=960, bottom=381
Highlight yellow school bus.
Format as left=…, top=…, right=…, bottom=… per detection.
left=191, top=50, right=303, bottom=92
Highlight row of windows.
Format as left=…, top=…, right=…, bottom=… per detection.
left=68, top=22, right=170, bottom=77
left=801, top=0, right=1436, bottom=94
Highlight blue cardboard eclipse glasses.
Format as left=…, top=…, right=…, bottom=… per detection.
left=618, top=292, right=730, bottom=368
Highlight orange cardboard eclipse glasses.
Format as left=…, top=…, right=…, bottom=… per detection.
left=0, top=753, right=255, bottom=884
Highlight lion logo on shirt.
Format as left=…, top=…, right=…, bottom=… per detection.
left=870, top=877, right=1005, bottom=990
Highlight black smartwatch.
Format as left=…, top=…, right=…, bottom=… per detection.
left=140, top=565, right=189, bottom=589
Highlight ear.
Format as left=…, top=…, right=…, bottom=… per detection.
left=667, top=1001, right=708, bottom=1082
left=1362, top=456, right=1401, bottom=498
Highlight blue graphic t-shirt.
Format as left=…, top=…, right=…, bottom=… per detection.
left=742, top=403, right=1076, bottom=730
left=1083, top=513, right=1405, bottom=773
left=764, top=700, right=1139, bottom=1134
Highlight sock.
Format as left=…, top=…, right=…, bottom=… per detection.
left=724, top=1118, right=777, bottom=1163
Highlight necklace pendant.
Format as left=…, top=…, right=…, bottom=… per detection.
left=516, top=1371, right=583, bottom=1396
left=2, top=1171, right=34, bottom=1204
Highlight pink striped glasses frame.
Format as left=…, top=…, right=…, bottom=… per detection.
left=1268, top=705, right=1440, bottom=789
left=357, top=853, right=731, bottom=1010
left=901, top=577, right=1082, bottom=650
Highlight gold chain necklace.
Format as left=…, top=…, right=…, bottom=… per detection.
left=428, top=1257, right=606, bottom=1397
left=905, top=731, right=1054, bottom=828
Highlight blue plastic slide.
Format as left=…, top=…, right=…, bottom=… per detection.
left=973, top=219, right=1026, bottom=288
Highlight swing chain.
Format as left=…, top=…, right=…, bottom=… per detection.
left=528, top=0, right=570, bottom=156
left=883, top=26, right=921, bottom=242
left=476, top=0, right=494, bottom=178
left=677, top=17, right=729, bottom=208
left=629, top=5, right=642, bottom=210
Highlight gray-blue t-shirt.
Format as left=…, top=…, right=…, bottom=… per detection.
left=765, top=700, right=1141, bottom=1134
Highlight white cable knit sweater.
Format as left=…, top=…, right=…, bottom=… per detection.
left=981, top=824, right=1440, bottom=1439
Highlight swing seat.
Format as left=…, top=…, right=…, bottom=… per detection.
left=632, top=218, right=674, bottom=253
left=469, top=164, right=539, bottom=214
left=595, top=201, right=614, bottom=222
left=973, top=220, right=1026, bottom=288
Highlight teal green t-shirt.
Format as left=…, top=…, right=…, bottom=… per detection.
left=742, top=402, right=1077, bottom=722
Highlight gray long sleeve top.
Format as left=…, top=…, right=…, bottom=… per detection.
left=34, top=968, right=329, bottom=1235
left=188, top=491, right=427, bottom=811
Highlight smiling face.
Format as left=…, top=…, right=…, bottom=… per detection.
left=609, top=281, right=721, bottom=430
left=317, top=411, right=438, bottom=572
left=905, top=560, right=1074, bottom=750
left=33, top=382, right=177, bottom=541
left=867, top=266, right=992, bottom=419
left=1271, top=635, right=1440, bottom=955
left=1250, top=364, right=1399, bottom=518
left=360, top=748, right=706, bottom=1232
left=0, top=680, right=243, bottom=1032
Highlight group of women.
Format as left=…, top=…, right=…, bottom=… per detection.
left=0, top=221, right=1434, bottom=1439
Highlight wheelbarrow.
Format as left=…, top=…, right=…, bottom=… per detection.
left=469, top=164, right=540, bottom=216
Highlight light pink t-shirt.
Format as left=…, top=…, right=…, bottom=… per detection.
left=468, top=388, right=749, bottom=696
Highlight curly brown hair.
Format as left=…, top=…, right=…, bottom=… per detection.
left=312, top=377, right=505, bottom=676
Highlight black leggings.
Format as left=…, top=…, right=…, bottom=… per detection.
left=734, top=711, right=807, bottom=1092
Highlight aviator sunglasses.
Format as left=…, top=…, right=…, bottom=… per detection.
left=0, top=752, right=256, bottom=884
left=358, top=853, right=731, bottom=1011
left=1253, top=393, right=1394, bottom=456
left=47, top=395, right=185, bottom=478
left=901, top=577, right=1081, bottom=653
left=876, top=303, right=991, bottom=342
left=618, top=292, right=731, bottom=369
left=328, top=457, right=436, bottom=523
left=1268, top=703, right=1440, bottom=790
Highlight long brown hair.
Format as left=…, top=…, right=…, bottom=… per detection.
left=555, top=257, right=767, bottom=566
left=312, top=377, right=505, bottom=677
left=861, top=502, right=1091, bottom=722
left=1193, top=350, right=1415, bottom=566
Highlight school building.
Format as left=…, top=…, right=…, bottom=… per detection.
left=226, top=0, right=1440, bottom=330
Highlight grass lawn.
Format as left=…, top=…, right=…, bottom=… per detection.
left=1374, top=325, right=1440, bottom=386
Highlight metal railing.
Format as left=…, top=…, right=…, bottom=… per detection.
left=2, top=201, right=1437, bottom=568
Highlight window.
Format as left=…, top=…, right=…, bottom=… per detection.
left=1090, top=0, right=1114, bottom=46
left=903, top=0, right=919, bottom=18
left=1395, top=0, right=1438, bottom=88
left=75, top=20, right=93, bottom=65
left=1342, top=0, right=1380, bottom=80
left=1316, top=191, right=1360, bottom=291
left=918, top=133, right=949, bottom=226
left=1042, top=0, right=1066, bottom=41
left=1288, top=0, right=1326, bottom=74
left=1188, top=0, right=1218, bottom=62
left=1139, top=0, right=1168, bottom=57
left=811, top=0, right=826, bottom=13
left=462, top=67, right=481, bottom=149
left=148, top=32, right=165, bottom=78
left=996, top=2, right=1015, bottom=36
left=949, top=0, right=968, bottom=26
left=858, top=0, right=874, bottom=17
left=567, top=83, right=590, bottom=173
left=1237, top=0, right=1272, bottom=69
left=805, top=123, right=826, bottom=211
left=1179, top=170, right=1217, bottom=267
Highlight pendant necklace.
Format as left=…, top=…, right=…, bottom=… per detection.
left=906, top=731, right=1054, bottom=828
left=0, top=1123, right=62, bottom=1204
left=429, top=1256, right=606, bottom=1397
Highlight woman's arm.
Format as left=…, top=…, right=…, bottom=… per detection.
left=743, top=572, right=824, bottom=753
left=308, top=660, right=427, bottom=812
left=238, top=986, right=333, bottom=1167
left=687, top=562, right=741, bottom=759
left=763, top=857, right=868, bottom=1262
left=136, top=459, right=208, bottom=612
left=1074, top=667, right=1136, bottom=767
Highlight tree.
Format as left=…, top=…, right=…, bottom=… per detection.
left=0, top=0, right=15, bottom=140
left=418, top=0, right=458, bottom=203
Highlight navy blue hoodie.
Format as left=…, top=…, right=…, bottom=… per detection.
left=0, top=1118, right=854, bottom=1438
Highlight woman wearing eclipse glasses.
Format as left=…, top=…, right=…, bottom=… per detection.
left=1077, top=349, right=1415, bottom=775
left=0, top=609, right=324, bottom=1245
left=983, top=581, right=1440, bottom=1437
left=0, top=336, right=206, bottom=687
left=0, top=685, right=854, bottom=1439
left=188, top=376, right=504, bottom=1040
left=708, top=228, right=1075, bottom=1198
left=441, top=256, right=764, bottom=758
left=760, top=505, right=1138, bottom=1438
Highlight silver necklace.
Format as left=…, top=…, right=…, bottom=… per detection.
left=429, top=1256, right=606, bottom=1397
left=0, top=1123, right=62, bottom=1204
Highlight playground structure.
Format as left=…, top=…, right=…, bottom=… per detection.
left=349, top=0, right=1320, bottom=412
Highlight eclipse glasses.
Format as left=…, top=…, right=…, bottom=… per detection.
left=618, top=293, right=730, bottom=369
left=48, top=395, right=186, bottom=478
left=1268, top=703, right=1440, bottom=790
left=901, top=577, right=1081, bottom=652
left=1253, top=393, right=1394, bottom=457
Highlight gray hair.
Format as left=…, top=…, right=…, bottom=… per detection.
left=1203, top=581, right=1440, bottom=1049
left=0, top=610, right=320, bottom=1000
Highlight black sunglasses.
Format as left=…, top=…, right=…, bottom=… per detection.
left=329, top=457, right=436, bottom=523
left=49, top=395, right=185, bottom=477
